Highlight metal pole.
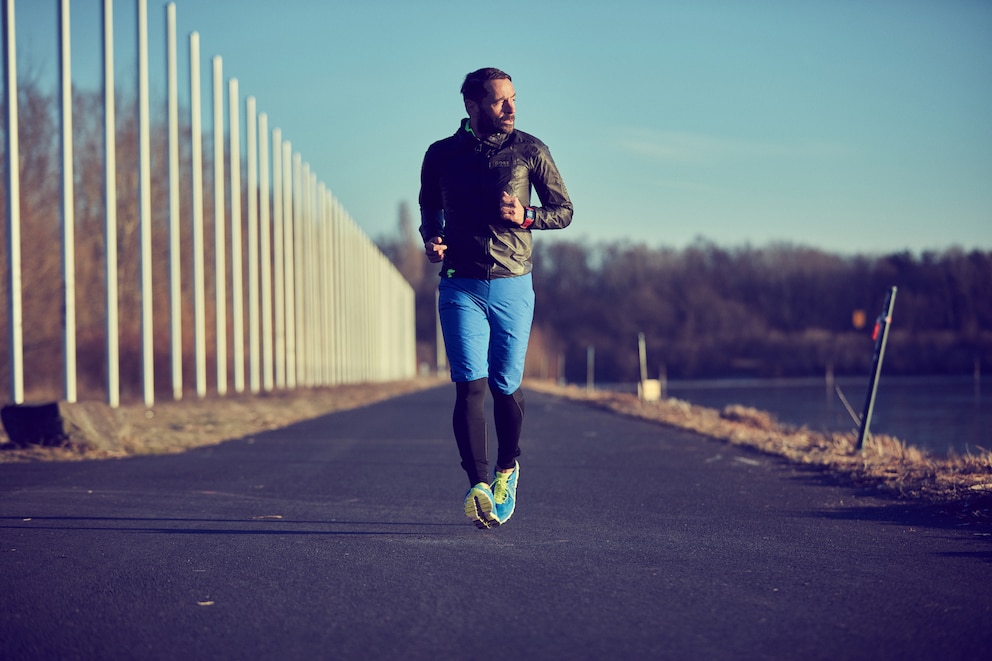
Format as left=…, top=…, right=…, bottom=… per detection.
left=103, top=0, right=119, bottom=408
left=378, top=252, right=388, bottom=380
left=3, top=0, right=23, bottom=404
left=321, top=185, right=331, bottom=384
left=638, top=332, right=648, bottom=383
left=316, top=188, right=326, bottom=383
left=350, top=211, right=358, bottom=380
left=283, top=142, right=296, bottom=388
left=301, top=163, right=313, bottom=386
left=258, top=113, right=273, bottom=391
left=372, top=249, right=381, bottom=380
left=189, top=32, right=206, bottom=398
left=269, top=129, right=286, bottom=388
left=312, top=185, right=322, bottom=384
left=586, top=346, right=595, bottom=392
left=350, top=216, right=361, bottom=382
left=229, top=78, right=244, bottom=393
left=246, top=97, right=259, bottom=392
left=312, top=172, right=321, bottom=384
left=368, top=236, right=376, bottom=379
left=332, top=197, right=345, bottom=384
left=857, top=286, right=898, bottom=450
left=293, top=153, right=305, bottom=386
left=326, top=188, right=333, bottom=382
left=306, top=168, right=315, bottom=385
left=58, top=0, right=77, bottom=403
left=213, top=56, right=226, bottom=396
left=338, top=213, right=348, bottom=382
left=340, top=200, right=350, bottom=382
left=166, top=2, right=182, bottom=400
left=138, top=0, right=154, bottom=407
left=399, top=271, right=412, bottom=379
left=272, top=128, right=285, bottom=388
left=347, top=219, right=356, bottom=382
left=364, top=237, right=373, bottom=380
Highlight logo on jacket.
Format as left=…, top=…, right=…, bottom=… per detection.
left=489, top=158, right=510, bottom=168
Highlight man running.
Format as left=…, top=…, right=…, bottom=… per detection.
left=419, top=67, right=573, bottom=528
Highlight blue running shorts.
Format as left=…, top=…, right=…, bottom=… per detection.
left=437, top=274, right=535, bottom=395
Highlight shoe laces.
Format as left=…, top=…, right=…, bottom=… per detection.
left=492, top=473, right=510, bottom=504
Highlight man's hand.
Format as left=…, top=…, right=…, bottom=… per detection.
left=425, top=236, right=447, bottom=263
left=500, top=191, right=524, bottom=225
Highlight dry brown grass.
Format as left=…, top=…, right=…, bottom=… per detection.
left=0, top=379, right=441, bottom=463
left=525, top=380, right=992, bottom=525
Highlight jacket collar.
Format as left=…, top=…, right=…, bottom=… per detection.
left=459, top=117, right=510, bottom=152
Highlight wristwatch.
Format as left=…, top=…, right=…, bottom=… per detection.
left=522, top=207, right=535, bottom=229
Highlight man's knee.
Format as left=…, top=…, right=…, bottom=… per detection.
left=455, top=378, right=488, bottom=403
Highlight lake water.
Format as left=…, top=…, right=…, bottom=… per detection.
left=656, top=376, right=989, bottom=458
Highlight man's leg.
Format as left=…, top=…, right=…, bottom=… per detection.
left=490, top=386, right=524, bottom=524
left=491, top=386, right=524, bottom=471
left=487, top=273, right=535, bottom=466
left=453, top=378, right=498, bottom=528
left=438, top=278, right=491, bottom=484
left=438, top=278, right=499, bottom=528
left=453, top=378, right=489, bottom=486
left=487, top=274, right=534, bottom=524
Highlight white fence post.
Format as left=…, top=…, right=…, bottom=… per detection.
left=272, top=129, right=285, bottom=388
left=103, top=0, right=120, bottom=408
left=190, top=32, right=206, bottom=398
left=58, top=0, right=76, bottom=403
left=229, top=78, right=245, bottom=393
left=213, top=56, right=227, bottom=396
left=166, top=2, right=182, bottom=400
left=259, top=113, right=273, bottom=391
left=3, top=0, right=23, bottom=404
left=293, top=153, right=305, bottom=386
left=283, top=142, right=296, bottom=389
left=246, top=96, right=260, bottom=393
left=138, top=0, right=154, bottom=407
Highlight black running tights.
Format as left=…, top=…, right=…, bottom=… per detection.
left=453, top=378, right=525, bottom=486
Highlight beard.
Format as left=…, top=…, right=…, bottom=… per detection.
left=480, top=112, right=515, bottom=136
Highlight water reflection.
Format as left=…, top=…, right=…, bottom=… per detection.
left=664, top=375, right=988, bottom=458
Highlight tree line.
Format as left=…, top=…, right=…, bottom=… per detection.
left=4, top=72, right=988, bottom=396
left=380, top=211, right=992, bottom=383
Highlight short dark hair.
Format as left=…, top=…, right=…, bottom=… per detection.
left=461, top=68, right=512, bottom=103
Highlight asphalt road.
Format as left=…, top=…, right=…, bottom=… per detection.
left=1, top=385, right=990, bottom=661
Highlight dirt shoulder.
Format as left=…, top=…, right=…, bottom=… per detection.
left=0, top=379, right=443, bottom=463
left=524, top=380, right=991, bottom=526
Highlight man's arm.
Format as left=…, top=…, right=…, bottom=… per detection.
left=418, top=147, right=445, bottom=243
left=526, top=144, right=573, bottom=230
left=419, top=145, right=448, bottom=262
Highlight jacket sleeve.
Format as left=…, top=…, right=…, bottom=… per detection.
left=418, top=146, right=445, bottom=242
left=529, top=144, right=573, bottom=231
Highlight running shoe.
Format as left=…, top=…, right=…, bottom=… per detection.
left=491, top=461, right=519, bottom=524
left=464, top=482, right=499, bottom=529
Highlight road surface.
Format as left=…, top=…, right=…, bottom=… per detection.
left=1, top=385, right=989, bottom=660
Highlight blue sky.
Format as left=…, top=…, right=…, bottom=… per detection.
left=9, top=0, right=992, bottom=254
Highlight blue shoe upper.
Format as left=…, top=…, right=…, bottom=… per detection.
left=491, top=462, right=519, bottom=524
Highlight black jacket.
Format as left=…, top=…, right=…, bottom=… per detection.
left=419, top=119, right=573, bottom=279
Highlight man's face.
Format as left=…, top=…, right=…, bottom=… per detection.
left=469, top=78, right=516, bottom=135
